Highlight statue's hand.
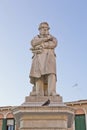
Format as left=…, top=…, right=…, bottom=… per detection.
left=35, top=44, right=43, bottom=50
left=43, top=42, right=49, bottom=49
left=43, top=37, right=48, bottom=42
left=43, top=37, right=53, bottom=42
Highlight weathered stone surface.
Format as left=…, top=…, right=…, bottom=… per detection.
left=21, top=95, right=63, bottom=106
left=20, top=120, right=67, bottom=129
left=12, top=105, right=74, bottom=130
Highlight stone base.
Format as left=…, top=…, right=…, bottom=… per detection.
left=22, top=95, right=63, bottom=106
left=12, top=96, right=74, bottom=130
left=12, top=105, right=74, bottom=130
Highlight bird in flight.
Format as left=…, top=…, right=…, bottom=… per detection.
left=72, top=83, right=78, bottom=87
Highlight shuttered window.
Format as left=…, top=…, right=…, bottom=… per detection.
left=2, top=118, right=15, bottom=130
left=2, top=119, right=7, bottom=130
left=75, top=114, right=86, bottom=130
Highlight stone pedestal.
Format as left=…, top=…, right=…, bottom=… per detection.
left=22, top=95, right=63, bottom=106
left=12, top=96, right=74, bottom=130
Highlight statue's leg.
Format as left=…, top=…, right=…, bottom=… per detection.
left=36, top=77, right=44, bottom=96
left=30, top=85, right=36, bottom=96
left=48, top=74, right=56, bottom=96
left=44, top=75, right=48, bottom=96
left=44, top=83, right=48, bottom=96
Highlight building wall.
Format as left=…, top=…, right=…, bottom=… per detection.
left=66, top=100, right=87, bottom=130
left=0, top=106, right=15, bottom=130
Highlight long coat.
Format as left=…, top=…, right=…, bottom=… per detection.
left=29, top=34, right=57, bottom=84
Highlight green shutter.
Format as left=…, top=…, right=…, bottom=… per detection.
left=2, top=119, right=7, bottom=130
left=13, top=119, right=15, bottom=130
left=75, top=114, right=86, bottom=130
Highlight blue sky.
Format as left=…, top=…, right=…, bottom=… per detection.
left=0, top=0, right=87, bottom=106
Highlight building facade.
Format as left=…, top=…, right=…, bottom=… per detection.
left=0, top=100, right=87, bottom=130
left=66, top=100, right=87, bottom=130
left=0, top=106, right=15, bottom=130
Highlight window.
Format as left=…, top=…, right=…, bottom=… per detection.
left=7, top=125, right=14, bottom=130
left=7, top=119, right=15, bottom=130
left=2, top=118, right=15, bottom=130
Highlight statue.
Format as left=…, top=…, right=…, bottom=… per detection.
left=29, top=22, right=58, bottom=96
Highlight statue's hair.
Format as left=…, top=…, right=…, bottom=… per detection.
left=38, top=22, right=50, bottom=30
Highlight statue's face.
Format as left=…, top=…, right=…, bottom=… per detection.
left=39, top=24, right=49, bottom=36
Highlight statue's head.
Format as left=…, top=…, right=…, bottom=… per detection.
left=38, top=22, right=50, bottom=36
left=38, top=22, right=50, bottom=30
